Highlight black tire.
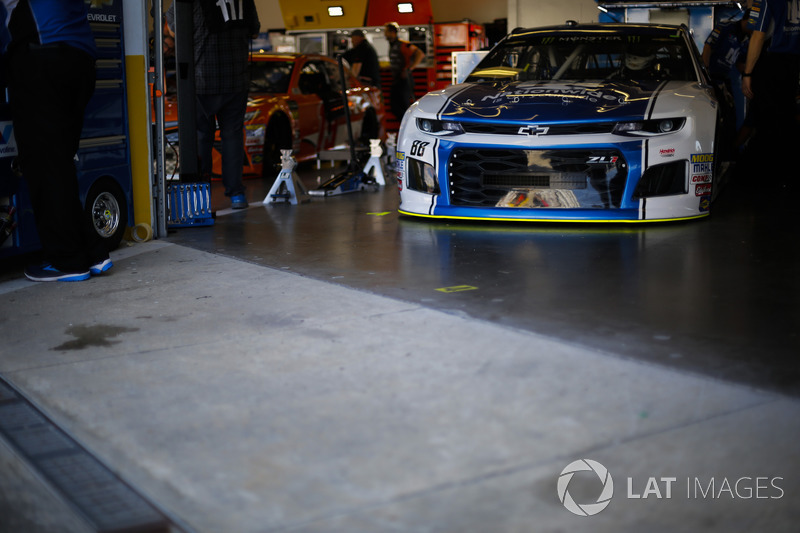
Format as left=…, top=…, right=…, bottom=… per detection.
left=85, top=178, right=127, bottom=253
left=262, top=116, right=293, bottom=179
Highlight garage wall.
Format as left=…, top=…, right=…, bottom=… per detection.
left=508, top=0, right=599, bottom=29
left=250, top=0, right=599, bottom=29
left=430, top=0, right=506, bottom=24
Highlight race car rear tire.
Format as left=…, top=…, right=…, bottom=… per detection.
left=85, top=178, right=127, bottom=253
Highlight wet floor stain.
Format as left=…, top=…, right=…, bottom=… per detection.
left=52, top=324, right=139, bottom=351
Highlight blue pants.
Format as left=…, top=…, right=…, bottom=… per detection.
left=196, top=91, right=248, bottom=197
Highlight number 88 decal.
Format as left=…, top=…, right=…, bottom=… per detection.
left=410, top=140, right=430, bottom=157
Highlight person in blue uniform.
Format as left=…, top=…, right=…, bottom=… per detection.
left=741, top=0, right=800, bottom=203
left=703, top=11, right=751, bottom=82
left=742, top=0, right=800, bottom=141
left=702, top=10, right=751, bottom=153
left=1, top=0, right=111, bottom=281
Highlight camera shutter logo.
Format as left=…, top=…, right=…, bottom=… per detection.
left=557, top=459, right=614, bottom=516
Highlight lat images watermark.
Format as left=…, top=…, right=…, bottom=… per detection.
left=557, top=460, right=785, bottom=517
left=557, top=459, right=614, bottom=516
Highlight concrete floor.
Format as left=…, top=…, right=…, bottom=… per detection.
left=0, top=160, right=799, bottom=532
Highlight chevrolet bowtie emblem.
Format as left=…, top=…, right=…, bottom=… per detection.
left=518, top=125, right=550, bottom=136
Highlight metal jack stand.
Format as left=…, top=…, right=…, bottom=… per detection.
left=361, top=139, right=386, bottom=186
left=264, top=150, right=309, bottom=205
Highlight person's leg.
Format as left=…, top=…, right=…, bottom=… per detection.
left=195, top=93, right=220, bottom=178
left=8, top=44, right=95, bottom=273
left=215, top=91, right=248, bottom=198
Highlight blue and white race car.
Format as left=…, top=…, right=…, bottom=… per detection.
left=396, top=23, right=722, bottom=222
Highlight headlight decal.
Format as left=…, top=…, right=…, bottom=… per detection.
left=416, top=118, right=465, bottom=136
left=613, top=118, right=686, bottom=136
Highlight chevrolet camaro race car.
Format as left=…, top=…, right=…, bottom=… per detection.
left=397, top=23, right=723, bottom=222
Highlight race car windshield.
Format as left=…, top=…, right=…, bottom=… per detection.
left=250, top=60, right=295, bottom=94
left=466, top=31, right=697, bottom=83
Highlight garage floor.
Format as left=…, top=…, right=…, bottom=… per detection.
left=177, top=161, right=800, bottom=397
left=0, top=157, right=799, bottom=532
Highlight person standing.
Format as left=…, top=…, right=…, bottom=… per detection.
left=167, top=0, right=260, bottom=210
left=2, top=0, right=111, bottom=282
left=383, top=22, right=424, bottom=123
left=343, top=29, right=381, bottom=87
left=741, top=0, right=800, bottom=143
left=741, top=0, right=800, bottom=203
left=702, top=10, right=751, bottom=152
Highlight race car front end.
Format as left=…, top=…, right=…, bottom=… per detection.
left=396, top=24, right=719, bottom=223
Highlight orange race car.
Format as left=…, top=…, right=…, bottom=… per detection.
left=163, top=53, right=385, bottom=179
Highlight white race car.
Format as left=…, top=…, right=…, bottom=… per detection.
left=397, top=23, right=722, bottom=222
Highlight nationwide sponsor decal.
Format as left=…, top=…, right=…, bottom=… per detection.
left=479, top=87, right=629, bottom=105
left=695, top=183, right=712, bottom=196
left=699, top=195, right=710, bottom=212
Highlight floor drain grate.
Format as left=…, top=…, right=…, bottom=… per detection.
left=0, top=377, right=173, bottom=532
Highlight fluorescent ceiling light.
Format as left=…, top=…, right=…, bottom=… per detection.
left=328, top=6, right=344, bottom=17
left=398, top=3, right=414, bottom=13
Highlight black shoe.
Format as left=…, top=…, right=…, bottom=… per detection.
left=25, top=263, right=90, bottom=282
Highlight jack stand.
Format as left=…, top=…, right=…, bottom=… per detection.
left=361, top=139, right=386, bottom=186
left=385, top=132, right=397, bottom=170
left=263, top=150, right=309, bottom=205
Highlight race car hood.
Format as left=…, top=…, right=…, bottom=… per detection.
left=426, top=80, right=682, bottom=123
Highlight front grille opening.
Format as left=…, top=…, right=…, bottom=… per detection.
left=449, top=148, right=627, bottom=208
